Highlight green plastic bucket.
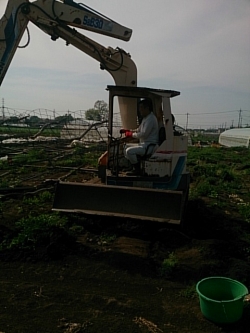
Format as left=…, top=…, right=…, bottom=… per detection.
left=196, top=277, right=248, bottom=324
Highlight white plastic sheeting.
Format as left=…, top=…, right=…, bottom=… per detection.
left=219, top=128, right=250, bottom=148
left=61, top=120, right=121, bottom=142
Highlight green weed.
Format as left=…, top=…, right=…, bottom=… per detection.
left=8, top=213, right=67, bottom=250
left=82, top=151, right=100, bottom=167
left=218, top=169, right=235, bottom=182
left=179, top=285, right=197, bottom=299
left=23, top=190, right=52, bottom=205
left=0, top=180, right=10, bottom=188
left=160, top=253, right=179, bottom=277
left=238, top=202, right=250, bottom=223
left=192, top=180, right=212, bottom=197
left=0, top=200, right=3, bottom=216
left=14, top=149, right=47, bottom=165
left=98, top=233, right=117, bottom=245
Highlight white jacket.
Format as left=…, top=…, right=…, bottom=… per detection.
left=132, top=112, right=159, bottom=147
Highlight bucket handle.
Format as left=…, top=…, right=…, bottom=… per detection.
left=244, top=294, right=250, bottom=303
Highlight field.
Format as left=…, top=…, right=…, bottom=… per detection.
left=0, top=140, right=250, bottom=333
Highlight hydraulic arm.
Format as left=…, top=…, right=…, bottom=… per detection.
left=0, top=0, right=136, bottom=86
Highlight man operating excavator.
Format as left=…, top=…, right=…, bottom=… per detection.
left=0, top=0, right=190, bottom=224
left=121, top=99, right=159, bottom=175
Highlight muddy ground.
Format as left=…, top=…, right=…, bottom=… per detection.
left=0, top=158, right=250, bottom=332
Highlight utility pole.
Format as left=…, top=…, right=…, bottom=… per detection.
left=1, top=98, right=5, bottom=119
left=238, top=109, right=242, bottom=128
left=185, top=113, right=189, bottom=130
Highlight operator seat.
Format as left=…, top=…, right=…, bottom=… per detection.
left=159, top=126, right=166, bottom=145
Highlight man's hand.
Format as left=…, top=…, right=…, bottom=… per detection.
left=120, top=128, right=133, bottom=138
left=125, top=130, right=133, bottom=138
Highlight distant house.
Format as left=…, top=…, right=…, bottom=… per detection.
left=219, top=128, right=250, bottom=148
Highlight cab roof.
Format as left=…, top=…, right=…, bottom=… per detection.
left=106, top=85, right=180, bottom=98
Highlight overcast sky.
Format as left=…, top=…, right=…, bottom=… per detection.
left=0, top=0, right=249, bottom=129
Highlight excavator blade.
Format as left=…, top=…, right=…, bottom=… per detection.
left=52, top=181, right=186, bottom=224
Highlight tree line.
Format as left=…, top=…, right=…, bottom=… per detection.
left=0, top=100, right=108, bottom=126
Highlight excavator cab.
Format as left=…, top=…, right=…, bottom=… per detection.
left=105, top=85, right=183, bottom=180
left=53, top=85, right=190, bottom=224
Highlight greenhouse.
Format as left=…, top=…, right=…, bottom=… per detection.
left=219, top=128, right=250, bottom=148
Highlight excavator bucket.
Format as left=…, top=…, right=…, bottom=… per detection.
left=52, top=181, right=187, bottom=224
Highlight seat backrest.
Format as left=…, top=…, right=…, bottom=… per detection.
left=159, top=126, right=166, bottom=145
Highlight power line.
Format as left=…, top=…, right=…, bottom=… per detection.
left=175, top=109, right=250, bottom=116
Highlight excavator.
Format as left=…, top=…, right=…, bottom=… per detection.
left=0, top=0, right=190, bottom=224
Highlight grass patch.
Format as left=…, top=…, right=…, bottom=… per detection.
left=179, top=285, right=197, bottom=299
left=160, top=252, right=179, bottom=277
left=98, top=233, right=117, bottom=245
left=23, top=190, right=53, bottom=205
left=1, top=213, right=68, bottom=251
left=238, top=203, right=250, bottom=223
left=188, top=146, right=250, bottom=222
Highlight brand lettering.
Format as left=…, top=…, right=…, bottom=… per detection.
left=83, top=15, right=103, bottom=29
